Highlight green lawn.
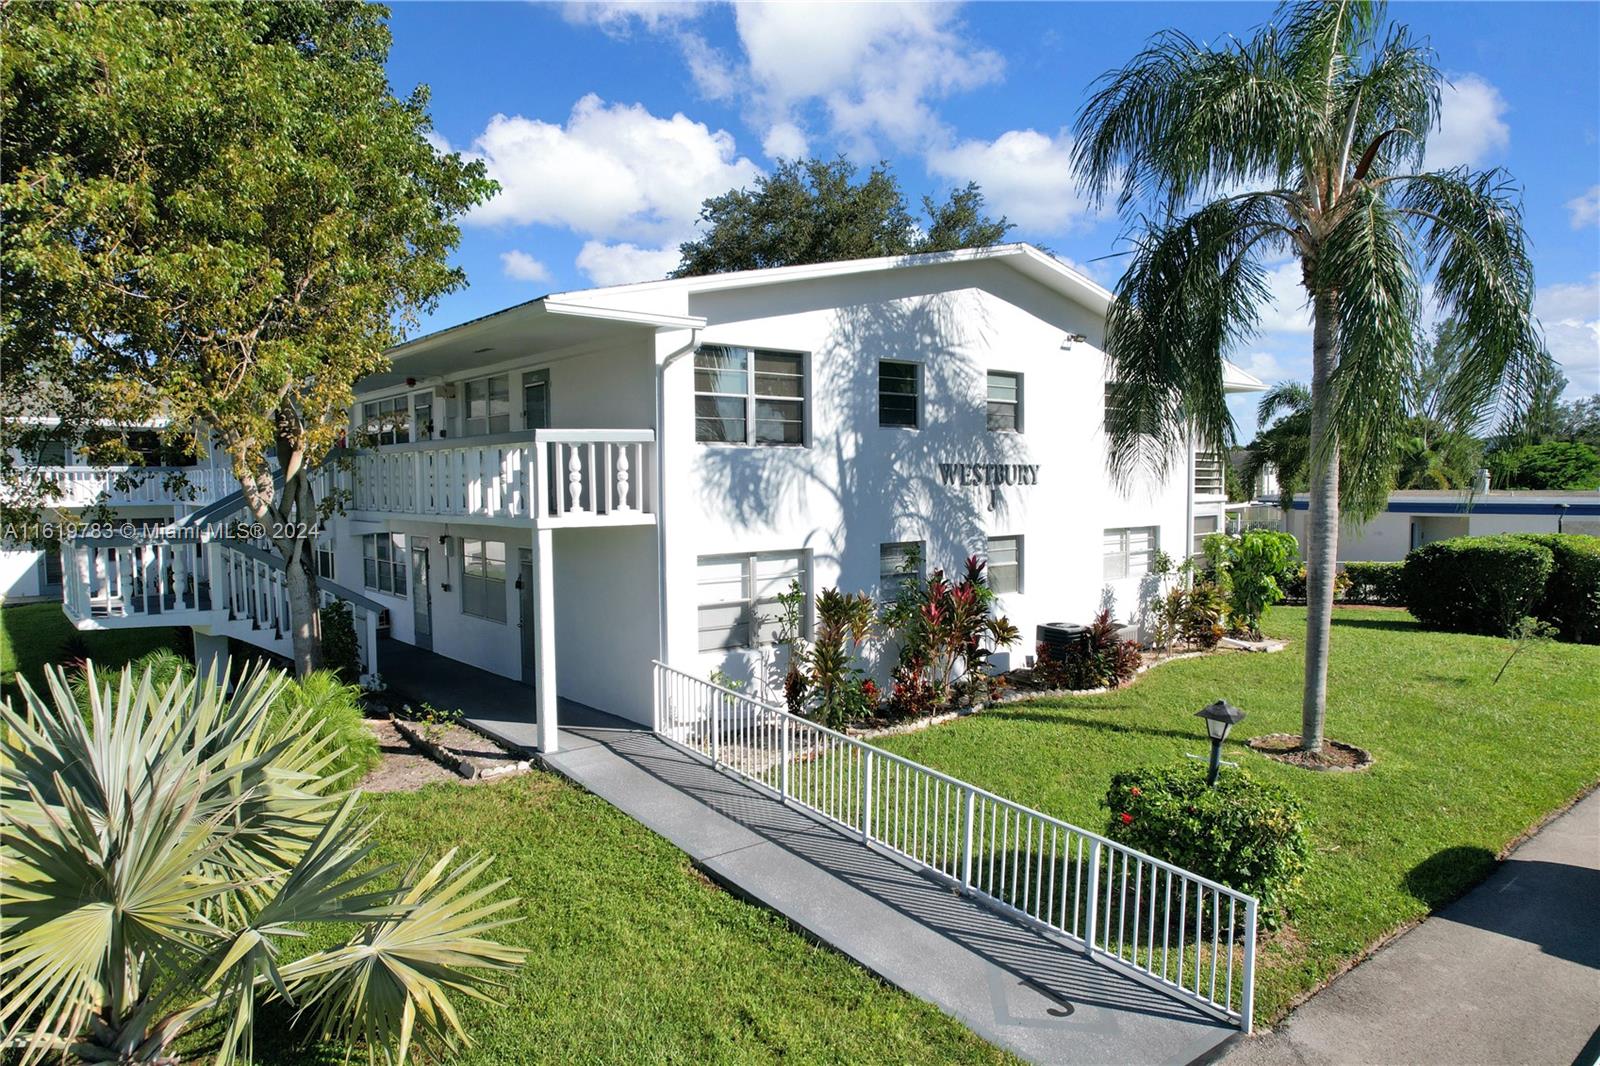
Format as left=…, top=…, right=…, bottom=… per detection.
left=874, top=606, right=1600, bottom=1025
left=1, top=600, right=188, bottom=703
left=256, top=775, right=1014, bottom=1065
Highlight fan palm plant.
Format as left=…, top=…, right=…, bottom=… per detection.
left=1073, top=0, right=1547, bottom=752
left=0, top=659, right=523, bottom=1064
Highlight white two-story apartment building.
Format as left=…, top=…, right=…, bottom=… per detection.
left=46, top=244, right=1261, bottom=751
left=308, top=244, right=1260, bottom=747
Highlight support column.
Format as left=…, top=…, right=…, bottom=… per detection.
left=193, top=629, right=230, bottom=686
left=532, top=525, right=559, bottom=753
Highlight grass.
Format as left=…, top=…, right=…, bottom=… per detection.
left=1, top=600, right=187, bottom=703
left=257, top=774, right=1016, bottom=1065
left=873, top=606, right=1600, bottom=1026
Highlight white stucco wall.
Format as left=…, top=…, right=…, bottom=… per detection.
left=652, top=259, right=1190, bottom=688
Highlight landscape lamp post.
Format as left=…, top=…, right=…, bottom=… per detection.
left=1196, top=700, right=1246, bottom=786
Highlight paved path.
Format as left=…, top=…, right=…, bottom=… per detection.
left=1222, top=789, right=1600, bottom=1066
left=543, top=713, right=1236, bottom=1066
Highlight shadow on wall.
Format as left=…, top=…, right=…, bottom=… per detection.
left=698, top=289, right=1028, bottom=684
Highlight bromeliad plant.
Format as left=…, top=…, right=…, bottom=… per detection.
left=0, top=660, right=524, bottom=1065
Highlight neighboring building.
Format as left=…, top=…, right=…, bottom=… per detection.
left=1, top=422, right=241, bottom=600
left=48, top=244, right=1264, bottom=750
left=1284, top=486, right=1600, bottom=562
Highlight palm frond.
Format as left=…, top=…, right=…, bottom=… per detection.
left=1397, top=168, right=1549, bottom=432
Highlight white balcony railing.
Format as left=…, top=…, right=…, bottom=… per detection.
left=35, top=465, right=239, bottom=509
left=339, top=429, right=656, bottom=527
left=61, top=532, right=383, bottom=683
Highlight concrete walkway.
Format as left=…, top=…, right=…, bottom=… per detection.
left=376, top=641, right=1237, bottom=1063
left=1223, top=789, right=1600, bottom=1066
left=544, top=713, right=1236, bottom=1066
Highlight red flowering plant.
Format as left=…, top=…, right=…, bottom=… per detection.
left=1103, top=764, right=1310, bottom=928
left=880, top=554, right=1021, bottom=712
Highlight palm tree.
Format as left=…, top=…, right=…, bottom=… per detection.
left=1073, top=1, right=1546, bottom=753
left=1242, top=382, right=1313, bottom=508
left=1, top=661, right=523, bottom=1064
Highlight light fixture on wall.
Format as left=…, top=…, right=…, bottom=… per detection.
left=1060, top=332, right=1088, bottom=349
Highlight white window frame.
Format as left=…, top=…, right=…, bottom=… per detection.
left=878, top=360, right=920, bottom=429
left=361, top=394, right=411, bottom=446
left=987, top=371, right=1022, bottom=432
left=315, top=536, right=336, bottom=582
left=411, top=390, right=435, bottom=442
left=693, top=345, right=808, bottom=447
left=1103, top=526, right=1158, bottom=582
left=1191, top=514, right=1221, bottom=558
left=463, top=374, right=511, bottom=437
left=362, top=533, right=407, bottom=595
left=696, top=550, right=809, bottom=652
left=879, top=541, right=925, bottom=601
left=460, top=538, right=508, bottom=623
left=986, top=535, right=1022, bottom=595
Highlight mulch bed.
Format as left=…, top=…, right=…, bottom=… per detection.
left=1248, top=732, right=1375, bottom=772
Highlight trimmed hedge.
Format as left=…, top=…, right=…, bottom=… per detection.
left=1105, top=763, right=1310, bottom=926
left=1341, top=561, right=1405, bottom=606
left=1511, top=533, right=1600, bottom=645
left=1401, top=536, right=1554, bottom=636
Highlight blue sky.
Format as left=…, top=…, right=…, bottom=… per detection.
left=385, top=1, right=1600, bottom=435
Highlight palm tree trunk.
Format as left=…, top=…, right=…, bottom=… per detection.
left=1301, top=292, right=1341, bottom=753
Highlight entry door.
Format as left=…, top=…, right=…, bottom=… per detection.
left=518, top=548, right=536, bottom=685
left=411, top=545, right=433, bottom=651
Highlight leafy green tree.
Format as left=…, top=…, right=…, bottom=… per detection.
left=1073, top=1, right=1547, bottom=754
left=0, top=659, right=522, bottom=1065
left=1, top=2, right=495, bottom=673
left=673, top=158, right=1011, bottom=277
left=1488, top=440, right=1600, bottom=490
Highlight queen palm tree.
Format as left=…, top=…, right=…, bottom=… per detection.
left=1074, top=0, right=1546, bottom=753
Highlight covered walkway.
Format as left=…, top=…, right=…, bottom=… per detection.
left=375, top=638, right=1236, bottom=1064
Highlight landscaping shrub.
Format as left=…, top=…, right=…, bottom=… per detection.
left=319, top=599, right=363, bottom=682
left=269, top=668, right=380, bottom=784
left=1340, top=561, right=1406, bottom=606
left=1203, top=530, right=1298, bottom=637
left=1036, top=609, right=1142, bottom=689
left=1401, top=535, right=1554, bottom=636
left=1105, top=763, right=1311, bottom=926
left=1511, top=533, right=1600, bottom=644
left=1151, top=580, right=1227, bottom=650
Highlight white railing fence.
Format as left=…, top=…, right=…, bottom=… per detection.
left=340, top=429, right=655, bottom=526
left=61, top=534, right=381, bottom=683
left=39, top=465, right=238, bottom=508
left=651, top=660, right=1257, bottom=1031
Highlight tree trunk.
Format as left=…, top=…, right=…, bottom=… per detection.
left=1300, top=291, right=1341, bottom=753
left=280, top=467, right=322, bottom=677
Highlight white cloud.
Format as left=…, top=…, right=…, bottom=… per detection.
left=454, top=94, right=761, bottom=243
left=926, top=128, right=1091, bottom=233
left=1536, top=275, right=1600, bottom=395
left=575, top=240, right=683, bottom=287
left=560, top=2, right=705, bottom=34
left=1424, top=74, right=1510, bottom=170
left=499, top=250, right=552, bottom=284
left=1567, top=185, right=1600, bottom=229
left=734, top=2, right=1003, bottom=152
left=677, top=31, right=740, bottom=101
left=1257, top=261, right=1314, bottom=334
left=762, top=121, right=809, bottom=161
left=1239, top=351, right=1287, bottom=381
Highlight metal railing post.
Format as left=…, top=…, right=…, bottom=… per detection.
left=710, top=690, right=720, bottom=767
left=1084, top=839, right=1103, bottom=957
left=860, top=749, right=873, bottom=842
left=960, top=787, right=976, bottom=890
left=779, top=715, right=791, bottom=800
left=651, top=663, right=661, bottom=733
left=1240, top=897, right=1258, bottom=1033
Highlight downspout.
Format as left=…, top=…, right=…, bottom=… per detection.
left=655, top=328, right=700, bottom=677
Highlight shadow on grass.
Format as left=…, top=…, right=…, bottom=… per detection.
left=1329, top=616, right=1421, bottom=634
left=1404, top=845, right=1497, bottom=909
left=986, top=707, right=1201, bottom=743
